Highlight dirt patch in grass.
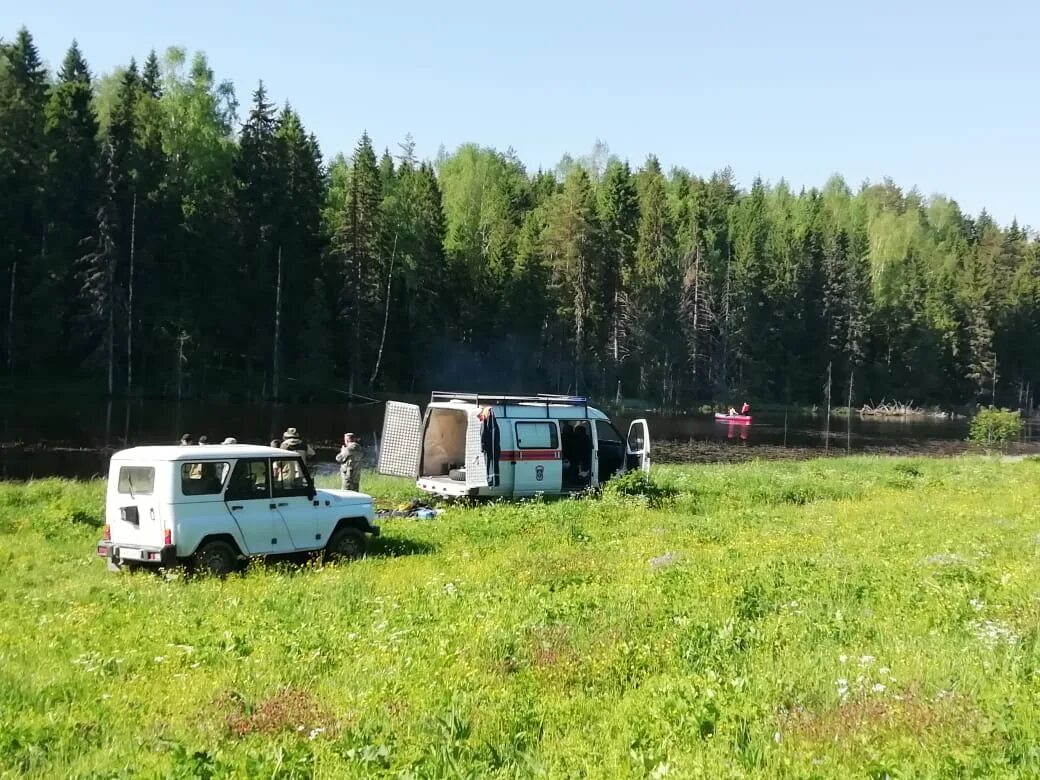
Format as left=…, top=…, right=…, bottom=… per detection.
left=779, top=690, right=983, bottom=744
left=217, top=688, right=336, bottom=739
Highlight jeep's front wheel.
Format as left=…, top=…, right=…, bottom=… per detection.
left=192, top=540, right=238, bottom=577
left=325, top=527, right=366, bottom=562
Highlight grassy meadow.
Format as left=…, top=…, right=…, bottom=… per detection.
left=1, top=457, right=1039, bottom=778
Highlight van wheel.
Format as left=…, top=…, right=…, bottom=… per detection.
left=193, top=540, right=238, bottom=577
left=325, top=527, right=366, bottom=561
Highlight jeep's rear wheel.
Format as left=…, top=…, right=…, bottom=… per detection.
left=193, top=540, right=238, bottom=577
left=325, top=527, right=366, bottom=561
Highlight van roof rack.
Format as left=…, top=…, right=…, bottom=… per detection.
left=429, top=391, right=590, bottom=418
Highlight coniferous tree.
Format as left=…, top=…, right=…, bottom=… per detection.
left=275, top=106, right=327, bottom=387
left=631, top=156, right=678, bottom=402
left=597, top=160, right=639, bottom=393
left=543, top=166, right=601, bottom=393
left=332, top=131, right=381, bottom=394
left=43, top=42, right=101, bottom=369
left=79, top=141, right=119, bottom=394
left=0, top=28, right=48, bottom=372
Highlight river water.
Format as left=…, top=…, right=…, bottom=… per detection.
left=1, top=395, right=1035, bottom=480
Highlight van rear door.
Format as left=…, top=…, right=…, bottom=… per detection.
left=378, top=401, right=422, bottom=479
left=109, top=463, right=164, bottom=548
left=465, top=407, right=491, bottom=490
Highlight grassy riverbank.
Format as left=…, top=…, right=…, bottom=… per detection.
left=2, top=457, right=1039, bottom=777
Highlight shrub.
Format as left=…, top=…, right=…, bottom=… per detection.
left=603, top=470, right=677, bottom=507
left=969, top=407, right=1022, bottom=450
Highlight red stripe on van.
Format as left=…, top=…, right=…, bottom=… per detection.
left=498, top=449, right=560, bottom=461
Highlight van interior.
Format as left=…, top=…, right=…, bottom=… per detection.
left=421, top=408, right=468, bottom=482
left=560, top=421, right=592, bottom=490
left=418, top=407, right=627, bottom=490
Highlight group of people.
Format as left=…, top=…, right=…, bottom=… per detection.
left=179, top=433, right=237, bottom=446
left=177, top=426, right=365, bottom=491
left=726, top=402, right=751, bottom=416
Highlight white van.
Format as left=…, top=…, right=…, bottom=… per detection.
left=377, top=392, right=650, bottom=498
left=96, top=444, right=379, bottom=575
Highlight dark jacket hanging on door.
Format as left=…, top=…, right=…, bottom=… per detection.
left=479, top=408, right=501, bottom=486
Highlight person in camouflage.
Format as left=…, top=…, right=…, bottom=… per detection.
left=335, top=432, right=363, bottom=491
left=279, top=427, right=315, bottom=464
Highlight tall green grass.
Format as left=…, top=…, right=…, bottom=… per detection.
left=1, top=457, right=1038, bottom=777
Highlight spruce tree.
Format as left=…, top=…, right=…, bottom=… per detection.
left=79, top=141, right=120, bottom=394
left=275, top=106, right=327, bottom=389
left=331, top=132, right=381, bottom=394
left=0, top=28, right=48, bottom=372
left=43, top=41, right=101, bottom=369
left=597, top=160, right=639, bottom=389
left=543, top=166, right=601, bottom=393
left=632, top=157, right=677, bottom=401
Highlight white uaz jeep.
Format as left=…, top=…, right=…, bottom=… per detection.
left=96, top=444, right=379, bottom=575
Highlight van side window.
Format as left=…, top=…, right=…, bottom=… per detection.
left=117, top=466, right=154, bottom=495
left=181, top=462, right=230, bottom=496
left=272, top=458, right=312, bottom=497
left=225, top=459, right=270, bottom=501
left=515, top=422, right=559, bottom=449
left=595, top=420, right=624, bottom=445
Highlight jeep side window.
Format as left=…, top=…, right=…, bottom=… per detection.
left=272, top=458, right=312, bottom=497
left=181, top=462, right=230, bottom=496
left=225, top=459, right=270, bottom=501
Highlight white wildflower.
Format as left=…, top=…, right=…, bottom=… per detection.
left=969, top=598, right=985, bottom=612
left=773, top=731, right=782, bottom=744
left=859, top=655, right=875, bottom=666
left=838, top=654, right=848, bottom=664
left=835, top=678, right=849, bottom=699
left=650, top=762, right=671, bottom=780
left=971, top=619, right=1019, bottom=648
left=308, top=727, right=326, bottom=740
left=872, top=683, right=887, bottom=693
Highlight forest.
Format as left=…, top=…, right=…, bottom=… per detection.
left=2, top=28, right=1038, bottom=409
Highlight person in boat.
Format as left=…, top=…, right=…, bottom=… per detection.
left=741, top=402, right=750, bottom=416
left=727, top=407, right=737, bottom=416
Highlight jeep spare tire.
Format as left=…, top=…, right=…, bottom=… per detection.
left=326, top=527, right=366, bottom=561
left=193, top=540, right=238, bottom=577
left=448, top=468, right=466, bottom=482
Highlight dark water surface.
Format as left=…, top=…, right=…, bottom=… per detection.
left=1, top=395, right=1035, bottom=479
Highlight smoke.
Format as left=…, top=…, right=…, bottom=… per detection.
left=424, top=334, right=554, bottom=394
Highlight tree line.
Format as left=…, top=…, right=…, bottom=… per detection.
left=2, top=28, right=1038, bottom=409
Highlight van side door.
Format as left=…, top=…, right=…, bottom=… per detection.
left=594, top=420, right=627, bottom=483
left=224, top=458, right=277, bottom=555
left=271, top=456, right=318, bottom=550
left=512, top=420, right=562, bottom=496
left=626, top=419, right=651, bottom=473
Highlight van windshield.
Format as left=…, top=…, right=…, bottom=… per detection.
left=117, top=466, right=155, bottom=495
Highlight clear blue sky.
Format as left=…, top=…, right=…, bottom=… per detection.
left=14, top=0, right=1040, bottom=228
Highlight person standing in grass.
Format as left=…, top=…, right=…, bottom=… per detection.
left=336, top=433, right=363, bottom=491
